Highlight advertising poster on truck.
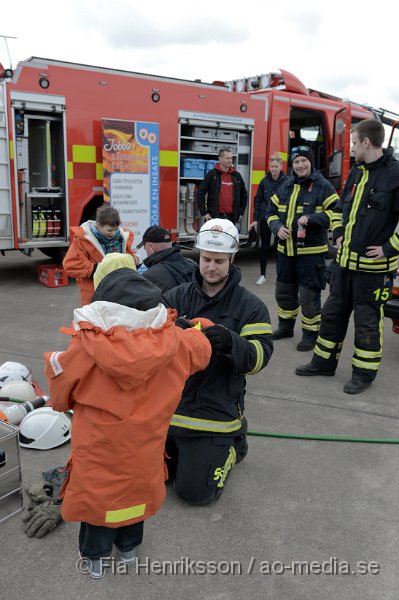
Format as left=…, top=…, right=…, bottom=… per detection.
left=102, top=119, right=159, bottom=254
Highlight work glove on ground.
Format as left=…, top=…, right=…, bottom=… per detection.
left=22, top=500, right=62, bottom=538
left=203, top=325, right=232, bottom=354
left=25, top=481, right=53, bottom=509
left=175, top=317, right=194, bottom=330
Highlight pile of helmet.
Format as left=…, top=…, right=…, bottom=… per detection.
left=0, top=361, right=71, bottom=450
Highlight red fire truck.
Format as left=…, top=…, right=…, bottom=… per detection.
left=0, top=57, right=397, bottom=260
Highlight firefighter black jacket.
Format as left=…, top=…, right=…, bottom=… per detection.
left=266, top=170, right=339, bottom=256
left=164, top=266, right=273, bottom=437
left=333, top=147, right=399, bottom=273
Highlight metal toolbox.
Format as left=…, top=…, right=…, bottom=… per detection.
left=0, top=421, right=23, bottom=525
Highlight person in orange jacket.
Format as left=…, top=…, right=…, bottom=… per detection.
left=62, top=205, right=138, bottom=305
left=44, top=256, right=211, bottom=578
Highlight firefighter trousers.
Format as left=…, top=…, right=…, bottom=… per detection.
left=275, top=253, right=326, bottom=340
left=311, top=267, right=394, bottom=382
left=165, top=430, right=247, bottom=505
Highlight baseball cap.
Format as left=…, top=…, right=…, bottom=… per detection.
left=136, top=226, right=172, bottom=248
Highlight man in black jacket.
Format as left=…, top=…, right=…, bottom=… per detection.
left=296, top=120, right=399, bottom=394
left=266, top=146, right=339, bottom=352
left=164, top=218, right=273, bottom=505
left=137, top=225, right=197, bottom=293
left=196, top=147, right=248, bottom=224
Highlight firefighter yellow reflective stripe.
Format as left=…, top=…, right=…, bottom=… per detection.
left=67, top=162, right=74, bottom=180
left=352, top=358, right=379, bottom=370
left=322, top=193, right=339, bottom=209
left=247, top=339, right=264, bottom=375
left=160, top=150, right=178, bottom=167
left=240, top=323, right=272, bottom=336
left=286, top=184, right=300, bottom=256
left=170, top=414, right=242, bottom=433
left=105, top=503, right=146, bottom=523
left=317, top=336, right=336, bottom=349
left=296, top=206, right=304, bottom=213
left=297, top=245, right=328, bottom=255
left=314, top=346, right=330, bottom=359
left=388, top=233, right=399, bottom=252
left=331, top=221, right=342, bottom=230
left=354, top=347, right=382, bottom=359
left=96, top=163, right=103, bottom=181
left=277, top=307, right=299, bottom=319
left=268, top=215, right=280, bottom=224
left=216, top=447, right=236, bottom=488
left=302, top=315, right=320, bottom=325
left=270, top=194, right=279, bottom=207
left=252, top=170, right=265, bottom=185
left=73, top=145, right=96, bottom=163
left=278, top=206, right=287, bottom=212
left=340, top=167, right=368, bottom=265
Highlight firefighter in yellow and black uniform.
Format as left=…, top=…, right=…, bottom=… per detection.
left=266, top=146, right=339, bottom=351
left=296, top=119, right=399, bottom=394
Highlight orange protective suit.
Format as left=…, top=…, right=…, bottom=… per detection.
left=44, top=302, right=211, bottom=528
left=63, top=221, right=135, bottom=305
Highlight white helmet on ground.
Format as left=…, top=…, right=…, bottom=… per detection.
left=195, top=219, right=240, bottom=254
left=0, top=381, right=37, bottom=402
left=0, top=361, right=32, bottom=388
left=19, top=407, right=72, bottom=450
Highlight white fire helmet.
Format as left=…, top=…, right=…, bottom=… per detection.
left=0, top=361, right=32, bottom=389
left=0, top=381, right=37, bottom=402
left=195, top=219, right=240, bottom=254
left=19, top=407, right=72, bottom=450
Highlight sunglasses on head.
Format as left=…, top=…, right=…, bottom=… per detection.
left=291, top=146, right=311, bottom=153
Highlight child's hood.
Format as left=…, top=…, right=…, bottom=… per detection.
left=72, top=301, right=179, bottom=389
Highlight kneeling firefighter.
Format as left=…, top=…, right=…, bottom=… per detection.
left=164, top=219, right=274, bottom=505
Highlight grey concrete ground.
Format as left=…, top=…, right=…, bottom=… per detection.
left=1, top=248, right=398, bottom=599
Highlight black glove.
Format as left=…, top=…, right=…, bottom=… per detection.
left=203, top=325, right=232, bottom=354
left=175, top=317, right=194, bottom=330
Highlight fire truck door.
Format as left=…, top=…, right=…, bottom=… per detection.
left=328, top=106, right=348, bottom=190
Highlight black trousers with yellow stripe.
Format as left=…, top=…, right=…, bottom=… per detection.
left=276, top=253, right=326, bottom=340
left=165, top=432, right=247, bottom=505
left=311, top=267, right=393, bottom=382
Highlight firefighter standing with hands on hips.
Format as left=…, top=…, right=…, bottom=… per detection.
left=296, top=119, right=399, bottom=394
left=266, top=146, right=339, bottom=351
left=164, top=218, right=273, bottom=505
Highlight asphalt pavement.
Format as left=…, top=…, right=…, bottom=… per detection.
left=1, top=248, right=398, bottom=600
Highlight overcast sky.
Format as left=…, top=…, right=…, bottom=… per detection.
left=3, top=0, right=399, bottom=118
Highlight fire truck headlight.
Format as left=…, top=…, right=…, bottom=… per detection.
left=39, top=77, right=50, bottom=89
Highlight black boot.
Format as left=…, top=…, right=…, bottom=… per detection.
left=295, top=363, right=335, bottom=377
left=343, top=377, right=372, bottom=395
left=296, top=338, right=317, bottom=352
left=272, top=328, right=294, bottom=340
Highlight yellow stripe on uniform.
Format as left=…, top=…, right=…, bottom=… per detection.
left=240, top=323, right=272, bottom=336
left=217, top=447, right=237, bottom=488
left=105, top=503, right=146, bottom=523
left=170, top=414, right=242, bottom=433
left=247, top=339, right=264, bottom=375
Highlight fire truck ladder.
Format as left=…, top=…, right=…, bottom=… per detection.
left=0, top=80, right=13, bottom=248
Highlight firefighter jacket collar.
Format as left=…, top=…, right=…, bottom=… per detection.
left=73, top=300, right=168, bottom=332
left=356, top=147, right=393, bottom=171
left=192, top=264, right=241, bottom=299
left=292, top=168, right=316, bottom=185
